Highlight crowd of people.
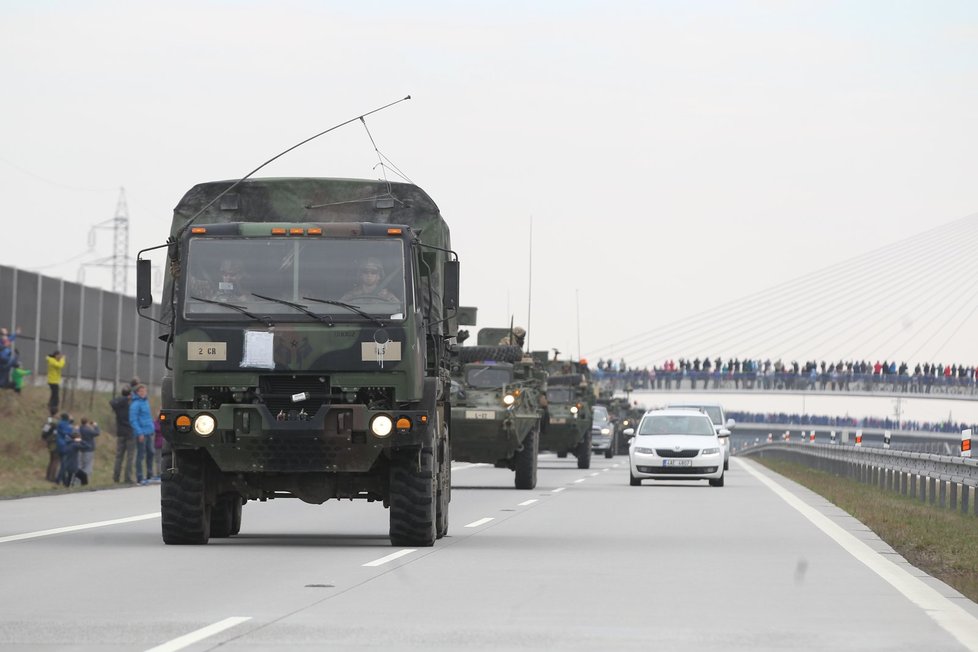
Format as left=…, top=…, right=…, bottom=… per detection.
left=593, top=357, right=978, bottom=395
left=3, top=320, right=162, bottom=488
left=725, top=411, right=977, bottom=434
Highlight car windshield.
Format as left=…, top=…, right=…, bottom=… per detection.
left=183, top=237, right=406, bottom=320
left=592, top=406, right=610, bottom=426
left=638, top=415, right=716, bottom=436
left=670, top=405, right=722, bottom=425
left=547, top=387, right=575, bottom=403
left=465, top=365, right=513, bottom=388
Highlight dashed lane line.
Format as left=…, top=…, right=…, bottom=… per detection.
left=464, top=517, right=495, bottom=528
left=573, top=479, right=586, bottom=484
left=517, top=499, right=538, bottom=507
left=362, top=549, right=418, bottom=567
left=0, top=513, right=161, bottom=544
left=144, top=616, right=251, bottom=652
left=552, top=487, right=566, bottom=493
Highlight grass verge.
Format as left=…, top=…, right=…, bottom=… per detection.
left=755, top=456, right=978, bottom=603
left=0, top=384, right=138, bottom=498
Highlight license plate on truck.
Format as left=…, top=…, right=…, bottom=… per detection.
left=550, top=418, right=567, bottom=424
left=465, top=411, right=495, bottom=420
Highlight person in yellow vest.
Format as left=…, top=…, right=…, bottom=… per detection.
left=46, top=350, right=67, bottom=415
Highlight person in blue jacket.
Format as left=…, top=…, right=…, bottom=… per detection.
left=56, top=413, right=91, bottom=486
left=129, top=384, right=155, bottom=485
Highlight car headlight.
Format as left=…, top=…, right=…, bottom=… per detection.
left=570, top=406, right=579, bottom=415
left=193, top=414, right=216, bottom=436
left=600, top=427, right=611, bottom=435
left=370, top=414, right=394, bottom=438
left=502, top=393, right=516, bottom=406
left=634, top=447, right=656, bottom=455
left=701, top=447, right=720, bottom=455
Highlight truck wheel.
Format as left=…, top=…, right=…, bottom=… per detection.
left=210, top=494, right=242, bottom=538
left=389, top=444, right=437, bottom=547
left=576, top=432, right=592, bottom=470
left=161, top=449, right=211, bottom=545
left=556, top=451, right=568, bottom=459
left=514, top=428, right=539, bottom=489
left=435, top=432, right=450, bottom=539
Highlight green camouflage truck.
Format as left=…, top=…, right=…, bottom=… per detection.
left=539, top=357, right=594, bottom=469
left=449, top=325, right=545, bottom=489
left=136, top=177, right=459, bottom=547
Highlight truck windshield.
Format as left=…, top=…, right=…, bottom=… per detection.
left=547, top=387, right=574, bottom=404
left=183, top=237, right=407, bottom=320
left=465, top=365, right=514, bottom=388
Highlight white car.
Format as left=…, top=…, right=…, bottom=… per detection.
left=625, top=408, right=725, bottom=487
left=666, top=402, right=734, bottom=470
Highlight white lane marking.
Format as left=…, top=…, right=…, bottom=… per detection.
left=517, top=499, right=538, bottom=507
left=736, top=458, right=978, bottom=650
left=589, top=472, right=600, bottom=477
left=552, top=487, right=566, bottom=493
left=573, top=479, right=585, bottom=484
left=362, top=549, right=417, bottom=567
left=0, top=513, right=160, bottom=544
left=464, top=517, right=494, bottom=528
left=612, top=464, right=620, bottom=468
left=451, top=463, right=489, bottom=471
left=602, top=468, right=610, bottom=472
left=144, top=616, right=251, bottom=652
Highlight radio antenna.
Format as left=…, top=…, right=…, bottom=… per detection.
left=177, top=95, right=412, bottom=238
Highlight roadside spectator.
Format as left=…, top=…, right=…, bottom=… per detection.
left=78, top=417, right=101, bottom=482
left=110, top=386, right=134, bottom=484
left=56, top=413, right=87, bottom=486
left=45, top=350, right=67, bottom=415
left=41, top=416, right=59, bottom=483
left=0, top=335, right=13, bottom=388
left=129, top=384, right=155, bottom=485
left=9, top=361, right=30, bottom=394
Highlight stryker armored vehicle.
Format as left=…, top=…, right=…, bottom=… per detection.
left=136, top=177, right=459, bottom=546
left=539, top=356, right=594, bottom=469
left=449, top=325, right=544, bottom=489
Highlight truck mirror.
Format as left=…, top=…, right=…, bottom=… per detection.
left=443, top=260, right=459, bottom=311
left=136, top=259, right=153, bottom=309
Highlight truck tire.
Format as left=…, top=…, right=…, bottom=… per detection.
left=210, top=494, right=243, bottom=538
left=514, top=428, right=539, bottom=490
left=435, top=430, right=450, bottom=539
left=459, top=345, right=523, bottom=364
left=389, top=444, right=437, bottom=547
left=556, top=450, right=568, bottom=459
left=576, top=432, right=592, bottom=470
left=161, top=448, right=211, bottom=545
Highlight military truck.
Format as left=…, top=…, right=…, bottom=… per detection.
left=449, top=325, right=545, bottom=489
left=136, top=177, right=459, bottom=547
left=539, top=357, right=594, bottom=469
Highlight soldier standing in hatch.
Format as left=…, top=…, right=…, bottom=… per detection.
left=498, top=326, right=526, bottom=348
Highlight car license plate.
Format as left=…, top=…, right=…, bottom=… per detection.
left=663, top=459, right=692, bottom=467
left=465, top=410, right=495, bottom=420
left=550, top=417, right=567, bottom=424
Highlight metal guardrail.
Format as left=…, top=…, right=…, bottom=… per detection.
left=739, top=442, right=978, bottom=516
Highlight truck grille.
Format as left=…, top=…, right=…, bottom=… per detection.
left=259, top=375, right=330, bottom=414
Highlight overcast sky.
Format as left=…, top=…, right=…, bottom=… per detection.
left=2, top=1, right=976, bottom=368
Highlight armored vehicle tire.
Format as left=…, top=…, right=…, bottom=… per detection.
left=389, top=444, right=437, bottom=547
left=709, top=474, right=725, bottom=487
left=604, top=447, right=614, bottom=459
left=161, top=448, right=211, bottom=545
left=576, top=433, right=592, bottom=470
left=514, top=428, right=539, bottom=490
left=630, top=471, right=641, bottom=486
left=210, top=494, right=243, bottom=538
left=459, top=345, right=523, bottom=364
left=556, top=451, right=568, bottom=459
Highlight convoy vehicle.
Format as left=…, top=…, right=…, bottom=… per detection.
left=590, top=404, right=616, bottom=459
left=666, top=402, right=734, bottom=469
left=136, top=177, right=459, bottom=546
left=540, top=358, right=594, bottom=469
left=625, top=408, right=725, bottom=486
left=450, top=335, right=544, bottom=489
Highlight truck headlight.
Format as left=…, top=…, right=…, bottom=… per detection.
left=502, top=394, right=516, bottom=406
left=570, top=406, right=579, bottom=415
left=193, top=414, right=216, bottom=436
left=370, top=414, right=394, bottom=438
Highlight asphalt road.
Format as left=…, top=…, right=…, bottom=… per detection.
left=2, top=454, right=978, bottom=651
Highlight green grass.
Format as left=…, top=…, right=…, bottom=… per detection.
left=0, top=384, right=131, bottom=498
left=756, top=457, right=978, bottom=603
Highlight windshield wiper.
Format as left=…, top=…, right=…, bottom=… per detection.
left=251, top=293, right=334, bottom=326
left=302, top=296, right=386, bottom=327
left=190, top=296, right=274, bottom=328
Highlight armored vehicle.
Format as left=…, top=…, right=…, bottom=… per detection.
left=539, top=357, right=594, bottom=469
left=450, top=330, right=544, bottom=489
left=136, top=177, right=459, bottom=546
